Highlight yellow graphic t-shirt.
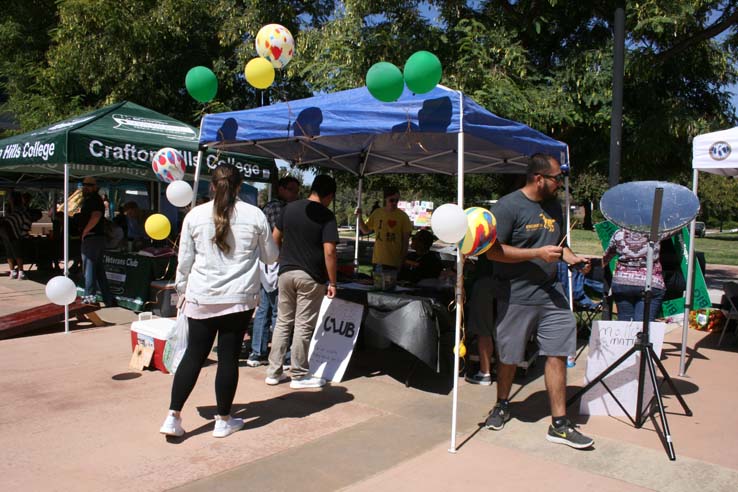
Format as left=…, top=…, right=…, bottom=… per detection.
left=366, top=208, right=413, bottom=268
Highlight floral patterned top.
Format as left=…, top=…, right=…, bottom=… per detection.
left=603, top=229, right=665, bottom=290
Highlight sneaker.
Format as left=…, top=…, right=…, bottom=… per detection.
left=289, top=376, right=326, bottom=389
left=546, top=419, right=594, bottom=449
left=213, top=416, right=244, bottom=438
left=484, top=402, right=511, bottom=431
left=465, top=371, right=492, bottom=386
left=245, top=354, right=268, bottom=367
left=17, top=271, right=26, bottom=280
left=283, top=362, right=291, bottom=371
left=159, top=412, right=184, bottom=437
left=9, top=269, right=18, bottom=279
left=265, top=373, right=289, bottom=386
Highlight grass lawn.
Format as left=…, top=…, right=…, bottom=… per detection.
left=341, top=228, right=738, bottom=267
left=570, top=229, right=738, bottom=266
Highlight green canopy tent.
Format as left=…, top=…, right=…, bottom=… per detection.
left=0, top=101, right=277, bottom=331
left=0, top=101, right=276, bottom=182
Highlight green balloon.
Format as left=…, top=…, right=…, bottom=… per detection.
left=185, top=66, right=218, bottom=103
left=366, top=62, right=405, bottom=102
left=403, top=51, right=442, bottom=94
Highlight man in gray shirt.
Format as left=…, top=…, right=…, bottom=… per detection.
left=485, top=153, right=594, bottom=449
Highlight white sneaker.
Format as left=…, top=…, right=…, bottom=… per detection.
left=9, top=269, right=18, bottom=279
left=212, top=416, right=244, bottom=438
left=290, top=376, right=326, bottom=389
left=159, top=412, right=184, bottom=437
left=17, top=271, right=26, bottom=280
left=264, top=373, right=289, bottom=386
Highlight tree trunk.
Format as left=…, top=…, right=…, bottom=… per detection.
left=583, top=200, right=593, bottom=230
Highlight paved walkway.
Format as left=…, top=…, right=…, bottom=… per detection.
left=0, top=265, right=737, bottom=491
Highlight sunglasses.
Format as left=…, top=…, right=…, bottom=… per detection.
left=537, top=173, right=565, bottom=183
left=82, top=182, right=96, bottom=187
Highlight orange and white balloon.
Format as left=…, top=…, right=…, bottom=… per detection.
left=255, top=24, right=294, bottom=69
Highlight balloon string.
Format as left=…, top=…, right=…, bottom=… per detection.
left=448, top=285, right=466, bottom=358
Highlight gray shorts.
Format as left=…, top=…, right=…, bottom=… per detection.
left=494, top=300, right=576, bottom=364
left=466, top=277, right=495, bottom=337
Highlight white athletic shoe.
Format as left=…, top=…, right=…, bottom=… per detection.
left=289, top=376, right=326, bottom=389
left=265, top=373, right=289, bottom=386
left=159, top=412, right=184, bottom=437
left=213, top=416, right=244, bottom=438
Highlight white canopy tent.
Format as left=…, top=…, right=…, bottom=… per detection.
left=680, top=126, right=738, bottom=375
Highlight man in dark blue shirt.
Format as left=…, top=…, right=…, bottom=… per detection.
left=79, top=178, right=114, bottom=306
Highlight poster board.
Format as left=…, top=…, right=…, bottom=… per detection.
left=398, top=200, right=434, bottom=227
left=308, top=297, right=364, bottom=383
left=580, top=320, right=667, bottom=416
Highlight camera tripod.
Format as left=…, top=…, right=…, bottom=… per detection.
left=567, top=187, right=692, bottom=461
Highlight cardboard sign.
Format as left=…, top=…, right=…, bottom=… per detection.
left=129, top=344, right=154, bottom=371
left=308, top=297, right=364, bottom=383
left=580, top=320, right=666, bottom=416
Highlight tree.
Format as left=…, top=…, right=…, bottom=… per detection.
left=697, top=173, right=738, bottom=231
left=2, top=0, right=737, bottom=227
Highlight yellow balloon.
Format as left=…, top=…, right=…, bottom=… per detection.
left=145, top=214, right=171, bottom=240
left=245, top=57, right=275, bottom=89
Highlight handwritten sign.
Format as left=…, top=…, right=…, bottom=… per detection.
left=308, top=297, right=364, bottom=383
left=579, top=320, right=667, bottom=416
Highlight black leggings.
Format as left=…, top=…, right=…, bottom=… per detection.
left=169, top=309, right=252, bottom=416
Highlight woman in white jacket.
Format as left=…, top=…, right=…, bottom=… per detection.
left=160, top=163, right=278, bottom=439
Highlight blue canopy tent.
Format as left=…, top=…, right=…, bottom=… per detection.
left=198, top=84, right=570, bottom=452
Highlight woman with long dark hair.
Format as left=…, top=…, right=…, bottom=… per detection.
left=160, top=164, right=278, bottom=438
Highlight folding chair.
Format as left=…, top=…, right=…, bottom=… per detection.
left=558, top=259, right=608, bottom=335
left=718, top=281, right=738, bottom=346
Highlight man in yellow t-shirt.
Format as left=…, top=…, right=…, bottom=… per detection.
left=357, top=187, right=413, bottom=269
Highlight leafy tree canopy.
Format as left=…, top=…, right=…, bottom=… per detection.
left=1, top=0, right=736, bottom=221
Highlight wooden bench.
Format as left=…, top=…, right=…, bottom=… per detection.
left=0, top=300, right=106, bottom=340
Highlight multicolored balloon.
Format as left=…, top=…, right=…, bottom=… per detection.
left=255, top=24, right=295, bottom=69
left=458, top=207, right=497, bottom=256
left=151, top=147, right=186, bottom=183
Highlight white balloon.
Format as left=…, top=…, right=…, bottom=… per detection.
left=431, top=203, right=468, bottom=244
left=45, top=275, right=77, bottom=306
left=166, top=180, right=193, bottom=208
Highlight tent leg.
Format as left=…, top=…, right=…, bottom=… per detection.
left=354, top=177, right=363, bottom=276
left=64, top=164, right=70, bottom=334
left=191, top=149, right=205, bottom=208
left=449, top=93, right=464, bottom=453
left=679, top=169, right=699, bottom=376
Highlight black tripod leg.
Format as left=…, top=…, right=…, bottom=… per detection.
left=634, top=343, right=649, bottom=428
left=648, top=346, right=693, bottom=416
left=566, top=346, right=637, bottom=408
left=644, top=349, right=677, bottom=460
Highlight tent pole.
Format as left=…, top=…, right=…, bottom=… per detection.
left=191, top=148, right=204, bottom=208
left=354, top=176, right=363, bottom=276
left=679, top=168, right=699, bottom=376
left=64, top=164, right=70, bottom=334
left=449, top=91, right=464, bottom=453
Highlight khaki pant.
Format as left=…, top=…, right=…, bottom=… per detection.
left=267, top=270, right=326, bottom=379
